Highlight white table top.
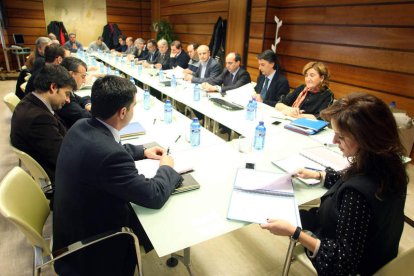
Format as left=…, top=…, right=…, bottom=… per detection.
left=86, top=52, right=331, bottom=257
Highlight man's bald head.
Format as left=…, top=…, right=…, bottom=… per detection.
left=197, top=45, right=210, bottom=63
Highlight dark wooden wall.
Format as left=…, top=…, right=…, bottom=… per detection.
left=106, top=0, right=151, bottom=40
left=1, top=0, right=46, bottom=70
left=156, top=0, right=230, bottom=49
left=248, top=0, right=414, bottom=118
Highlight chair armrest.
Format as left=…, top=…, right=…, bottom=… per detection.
left=39, top=227, right=142, bottom=275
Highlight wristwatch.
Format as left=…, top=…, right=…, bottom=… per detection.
left=291, top=226, right=302, bottom=241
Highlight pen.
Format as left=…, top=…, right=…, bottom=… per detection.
left=166, top=147, right=170, bottom=155
left=175, top=135, right=181, bottom=143
left=324, top=143, right=336, bottom=147
left=305, top=167, right=322, bottom=171
left=153, top=118, right=157, bottom=125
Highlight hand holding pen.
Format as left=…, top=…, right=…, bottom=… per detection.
left=296, top=167, right=324, bottom=180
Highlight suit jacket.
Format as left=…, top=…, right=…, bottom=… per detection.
left=192, top=57, right=222, bottom=84
left=146, top=50, right=160, bottom=64
left=56, top=93, right=92, bottom=128
left=155, top=51, right=171, bottom=70
left=254, top=72, right=290, bottom=107
left=169, top=50, right=190, bottom=69
left=136, top=48, right=148, bottom=60
left=210, top=67, right=251, bottom=93
left=10, top=93, right=66, bottom=182
left=53, top=118, right=182, bottom=275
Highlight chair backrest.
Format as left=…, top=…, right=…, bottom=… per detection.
left=374, top=247, right=414, bottom=275
left=3, top=92, right=20, bottom=113
left=10, top=145, right=51, bottom=189
left=0, top=167, right=51, bottom=255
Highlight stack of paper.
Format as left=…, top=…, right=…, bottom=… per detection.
left=227, top=168, right=301, bottom=226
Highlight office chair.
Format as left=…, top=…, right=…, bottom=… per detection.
left=3, top=92, right=20, bottom=113
left=0, top=167, right=143, bottom=276
left=10, top=145, right=52, bottom=193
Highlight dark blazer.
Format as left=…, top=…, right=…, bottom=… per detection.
left=281, top=84, right=334, bottom=118
left=192, top=57, right=222, bottom=84
left=169, top=50, right=190, bottom=69
left=155, top=51, right=171, bottom=70
left=146, top=50, right=160, bottom=64
left=136, top=48, right=148, bottom=60
left=53, top=118, right=182, bottom=275
left=10, top=93, right=66, bottom=182
left=255, top=72, right=290, bottom=107
left=210, top=67, right=251, bottom=93
left=56, top=93, right=92, bottom=128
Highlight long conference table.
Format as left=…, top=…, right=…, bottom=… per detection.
left=78, top=51, right=333, bottom=274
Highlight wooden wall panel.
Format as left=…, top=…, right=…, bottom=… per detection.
left=158, top=1, right=229, bottom=49
left=1, top=0, right=46, bottom=71
left=106, top=0, right=151, bottom=41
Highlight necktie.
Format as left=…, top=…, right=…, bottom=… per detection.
left=260, top=77, right=270, bottom=99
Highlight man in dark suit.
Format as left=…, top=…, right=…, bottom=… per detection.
left=254, top=49, right=290, bottom=107
left=53, top=76, right=183, bottom=275
left=141, top=39, right=159, bottom=65
left=57, top=57, right=92, bottom=128
left=134, top=37, right=148, bottom=59
left=169, top=40, right=190, bottom=69
left=202, top=52, right=251, bottom=94
left=184, top=44, right=222, bottom=84
left=10, top=64, right=76, bottom=182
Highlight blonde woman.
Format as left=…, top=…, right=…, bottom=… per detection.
left=276, top=61, right=333, bottom=119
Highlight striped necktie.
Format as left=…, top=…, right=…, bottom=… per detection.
left=260, top=77, right=270, bottom=99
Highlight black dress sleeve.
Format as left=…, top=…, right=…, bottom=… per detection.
left=310, top=188, right=373, bottom=275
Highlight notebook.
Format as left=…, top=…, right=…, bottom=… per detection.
left=227, top=168, right=301, bottom=226
left=120, top=121, right=146, bottom=140
left=172, top=174, right=200, bottom=195
left=272, top=146, right=350, bottom=185
left=284, top=118, right=329, bottom=135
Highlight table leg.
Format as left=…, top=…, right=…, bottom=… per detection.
left=166, top=247, right=194, bottom=276
left=282, top=239, right=297, bottom=276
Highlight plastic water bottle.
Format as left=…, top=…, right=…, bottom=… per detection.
left=130, top=76, right=135, bottom=85
left=251, top=98, right=258, bottom=118
left=164, top=99, right=172, bottom=124
left=171, top=74, right=177, bottom=89
left=190, top=118, right=201, bottom=146
left=143, top=89, right=150, bottom=110
left=99, top=62, right=104, bottom=73
left=246, top=100, right=255, bottom=121
left=159, top=69, right=164, bottom=81
left=106, top=66, right=112, bottom=75
left=253, top=121, right=266, bottom=150
left=193, top=84, right=200, bottom=101
left=114, top=70, right=120, bottom=76
left=137, top=64, right=143, bottom=76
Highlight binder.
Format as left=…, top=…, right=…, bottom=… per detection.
left=227, top=168, right=301, bottom=226
left=120, top=121, right=146, bottom=140
left=284, top=118, right=329, bottom=135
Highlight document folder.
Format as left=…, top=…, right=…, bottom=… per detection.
left=227, top=168, right=301, bottom=226
left=284, top=118, right=328, bottom=135
left=120, top=121, right=146, bottom=140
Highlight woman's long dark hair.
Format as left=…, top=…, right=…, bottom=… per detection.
left=321, top=93, right=408, bottom=198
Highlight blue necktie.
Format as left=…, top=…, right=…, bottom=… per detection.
left=260, top=77, right=270, bottom=99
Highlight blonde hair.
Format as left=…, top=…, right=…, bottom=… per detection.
left=302, top=62, right=330, bottom=89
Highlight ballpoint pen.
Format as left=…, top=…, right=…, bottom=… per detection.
left=324, top=143, right=337, bottom=147
left=175, top=135, right=181, bottom=143
left=305, top=167, right=322, bottom=171
left=166, top=147, right=170, bottom=155
left=153, top=118, right=157, bottom=125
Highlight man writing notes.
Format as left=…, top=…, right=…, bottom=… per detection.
left=10, top=64, right=76, bottom=183
left=201, top=52, right=251, bottom=94
left=254, top=49, right=289, bottom=107
left=183, top=45, right=222, bottom=84
left=53, top=76, right=183, bottom=275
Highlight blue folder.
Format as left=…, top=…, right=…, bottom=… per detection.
left=284, top=118, right=328, bottom=135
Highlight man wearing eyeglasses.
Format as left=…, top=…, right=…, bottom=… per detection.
left=57, top=57, right=92, bottom=128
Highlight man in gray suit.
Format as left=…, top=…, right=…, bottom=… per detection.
left=184, top=44, right=222, bottom=84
